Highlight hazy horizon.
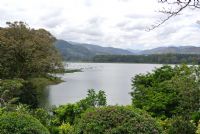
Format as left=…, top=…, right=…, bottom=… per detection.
left=1, top=0, right=200, bottom=50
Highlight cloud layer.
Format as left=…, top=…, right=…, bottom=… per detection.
left=0, top=0, right=200, bottom=50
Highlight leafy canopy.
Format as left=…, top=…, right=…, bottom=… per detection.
left=131, top=65, right=200, bottom=119
left=0, top=21, right=63, bottom=79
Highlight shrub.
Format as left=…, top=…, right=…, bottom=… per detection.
left=53, top=89, right=107, bottom=126
left=58, top=123, right=74, bottom=134
left=167, top=117, right=196, bottom=134
left=74, top=106, right=161, bottom=134
left=192, top=112, right=200, bottom=125
left=0, top=112, right=50, bottom=134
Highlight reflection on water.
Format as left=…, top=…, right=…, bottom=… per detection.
left=44, top=63, right=162, bottom=106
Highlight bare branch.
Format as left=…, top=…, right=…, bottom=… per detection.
left=148, top=0, right=200, bottom=31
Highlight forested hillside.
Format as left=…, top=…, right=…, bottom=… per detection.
left=93, top=54, right=200, bottom=64
left=55, top=40, right=132, bottom=61
left=140, top=46, right=200, bottom=55
left=55, top=40, right=200, bottom=62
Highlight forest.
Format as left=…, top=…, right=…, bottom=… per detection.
left=93, top=54, right=200, bottom=64
left=0, top=22, right=200, bottom=134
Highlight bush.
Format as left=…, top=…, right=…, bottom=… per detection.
left=0, top=112, right=50, bottom=134
left=52, top=89, right=107, bottom=126
left=167, top=117, right=196, bottom=134
left=58, top=123, right=74, bottom=134
left=74, top=106, right=161, bottom=134
left=0, top=79, right=42, bottom=108
left=192, top=112, right=200, bottom=125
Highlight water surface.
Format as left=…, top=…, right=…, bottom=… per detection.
left=45, top=63, right=162, bottom=106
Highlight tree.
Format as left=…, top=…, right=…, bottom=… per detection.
left=0, top=21, right=63, bottom=79
left=77, top=89, right=107, bottom=108
left=52, top=89, right=107, bottom=126
left=150, top=0, right=200, bottom=30
left=131, top=65, right=200, bottom=119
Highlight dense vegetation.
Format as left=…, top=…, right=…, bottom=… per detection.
left=0, top=22, right=64, bottom=108
left=0, top=112, right=50, bottom=134
left=93, top=54, right=200, bottom=64
left=131, top=65, right=200, bottom=134
left=74, top=106, right=161, bottom=134
left=0, top=22, right=63, bottom=79
left=0, top=21, right=199, bottom=134
left=55, top=40, right=200, bottom=62
left=132, top=65, right=200, bottom=118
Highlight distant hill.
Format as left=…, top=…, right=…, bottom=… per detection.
left=55, top=39, right=200, bottom=61
left=140, top=46, right=200, bottom=55
left=69, top=41, right=133, bottom=55
left=55, top=40, right=94, bottom=61
left=55, top=40, right=132, bottom=61
left=127, top=49, right=141, bottom=54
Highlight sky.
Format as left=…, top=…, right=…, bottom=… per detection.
left=0, top=0, right=200, bottom=50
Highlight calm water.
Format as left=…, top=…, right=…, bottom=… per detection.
left=45, top=63, right=162, bottom=106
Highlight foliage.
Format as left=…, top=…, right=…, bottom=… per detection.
left=53, top=103, right=79, bottom=126
left=0, top=112, right=50, bottom=134
left=0, top=79, right=24, bottom=106
left=25, top=77, right=62, bottom=107
left=93, top=54, right=200, bottom=64
left=131, top=65, right=200, bottom=119
left=52, top=89, right=107, bottom=126
left=15, top=104, right=30, bottom=114
left=156, top=117, right=197, bottom=134
left=197, top=121, right=200, bottom=134
left=0, top=21, right=63, bottom=79
left=32, top=108, right=52, bottom=128
left=74, top=106, right=161, bottom=134
left=77, top=89, right=107, bottom=109
left=0, top=21, right=65, bottom=108
left=0, top=76, right=64, bottom=108
left=0, top=79, right=40, bottom=108
left=192, top=112, right=200, bottom=125
left=58, top=123, right=74, bottom=134
left=167, top=117, right=196, bottom=134
left=0, top=104, right=55, bottom=133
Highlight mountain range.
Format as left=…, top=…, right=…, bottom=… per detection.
left=55, top=39, right=200, bottom=61
left=55, top=40, right=132, bottom=61
left=140, top=46, right=200, bottom=55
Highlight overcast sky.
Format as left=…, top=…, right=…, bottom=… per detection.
left=0, top=0, right=200, bottom=50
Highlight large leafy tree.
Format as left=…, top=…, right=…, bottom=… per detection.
left=0, top=21, right=63, bottom=79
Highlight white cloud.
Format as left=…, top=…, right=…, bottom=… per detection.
left=0, top=0, right=200, bottom=50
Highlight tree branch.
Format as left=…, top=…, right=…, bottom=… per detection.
left=148, top=0, right=199, bottom=31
